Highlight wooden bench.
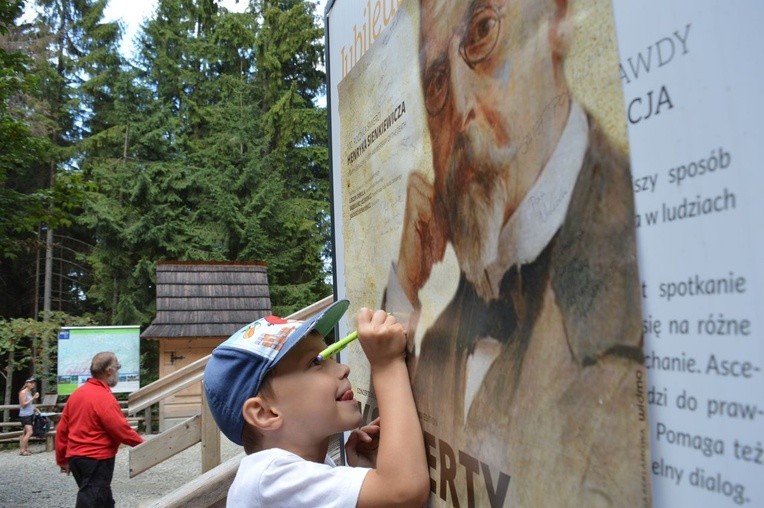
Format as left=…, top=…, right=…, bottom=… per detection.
left=1, top=429, right=136, bottom=452
left=1, top=394, right=141, bottom=452
left=36, top=423, right=139, bottom=453
left=44, top=430, right=56, bottom=451
left=0, top=430, right=24, bottom=442
left=0, top=430, right=55, bottom=451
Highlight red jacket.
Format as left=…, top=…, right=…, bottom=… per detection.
left=55, top=378, right=144, bottom=466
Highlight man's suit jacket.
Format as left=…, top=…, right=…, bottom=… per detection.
left=411, top=116, right=649, bottom=506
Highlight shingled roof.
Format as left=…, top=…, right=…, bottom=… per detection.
left=141, top=262, right=272, bottom=339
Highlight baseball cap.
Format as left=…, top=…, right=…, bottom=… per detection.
left=204, top=299, right=350, bottom=445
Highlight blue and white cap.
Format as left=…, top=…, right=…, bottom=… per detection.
left=203, top=299, right=349, bottom=445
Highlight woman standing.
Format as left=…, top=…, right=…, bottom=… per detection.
left=18, top=377, right=39, bottom=456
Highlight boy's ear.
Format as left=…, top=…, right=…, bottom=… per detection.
left=243, top=396, right=283, bottom=432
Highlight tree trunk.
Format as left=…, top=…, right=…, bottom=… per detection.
left=2, top=350, right=14, bottom=423
left=123, top=123, right=129, bottom=159
left=42, top=224, right=53, bottom=394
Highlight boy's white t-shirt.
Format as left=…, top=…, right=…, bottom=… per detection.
left=227, top=448, right=371, bottom=507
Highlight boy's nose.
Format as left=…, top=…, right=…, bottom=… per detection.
left=337, top=362, right=350, bottom=379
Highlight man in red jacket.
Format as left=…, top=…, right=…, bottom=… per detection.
left=56, top=351, right=144, bottom=507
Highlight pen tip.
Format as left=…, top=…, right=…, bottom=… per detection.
left=316, top=355, right=323, bottom=362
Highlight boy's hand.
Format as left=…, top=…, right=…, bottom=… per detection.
left=345, top=417, right=380, bottom=468
left=356, top=308, right=407, bottom=368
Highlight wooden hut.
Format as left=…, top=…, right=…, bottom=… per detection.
left=141, top=261, right=271, bottom=430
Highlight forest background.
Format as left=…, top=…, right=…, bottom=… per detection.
left=0, top=0, right=332, bottom=404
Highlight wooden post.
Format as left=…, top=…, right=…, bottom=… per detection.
left=200, top=388, right=220, bottom=473
left=144, top=406, right=152, bottom=434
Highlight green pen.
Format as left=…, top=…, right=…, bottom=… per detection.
left=316, top=313, right=394, bottom=362
left=316, top=330, right=358, bottom=362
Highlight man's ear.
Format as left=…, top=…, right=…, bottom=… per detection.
left=549, top=0, right=570, bottom=70
left=242, top=396, right=282, bottom=432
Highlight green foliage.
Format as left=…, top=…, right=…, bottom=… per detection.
left=242, top=0, right=331, bottom=314
left=0, top=311, right=96, bottom=389
left=0, top=1, right=53, bottom=259
left=78, top=0, right=331, bottom=321
left=4, top=0, right=332, bottom=345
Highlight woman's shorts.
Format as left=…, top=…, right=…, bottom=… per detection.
left=19, top=415, right=33, bottom=426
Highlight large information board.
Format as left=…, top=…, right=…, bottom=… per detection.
left=613, top=1, right=764, bottom=505
left=57, top=326, right=140, bottom=394
left=326, top=0, right=762, bottom=506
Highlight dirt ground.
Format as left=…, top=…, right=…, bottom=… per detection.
left=0, top=434, right=242, bottom=508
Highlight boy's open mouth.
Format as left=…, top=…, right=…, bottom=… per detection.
left=338, top=389, right=354, bottom=401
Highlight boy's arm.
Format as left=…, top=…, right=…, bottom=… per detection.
left=355, top=308, right=429, bottom=507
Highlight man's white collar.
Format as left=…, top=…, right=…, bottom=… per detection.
left=483, top=101, right=589, bottom=299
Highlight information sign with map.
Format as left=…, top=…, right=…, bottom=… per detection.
left=57, top=326, right=140, bottom=394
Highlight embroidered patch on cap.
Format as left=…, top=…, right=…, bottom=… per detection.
left=224, top=316, right=300, bottom=360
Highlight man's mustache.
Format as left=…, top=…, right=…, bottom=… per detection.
left=439, top=127, right=510, bottom=300
left=442, top=124, right=517, bottom=200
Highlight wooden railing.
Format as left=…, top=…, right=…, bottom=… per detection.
left=127, top=296, right=335, bottom=506
left=0, top=395, right=63, bottom=450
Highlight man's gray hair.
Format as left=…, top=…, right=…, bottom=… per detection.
left=90, top=351, right=117, bottom=377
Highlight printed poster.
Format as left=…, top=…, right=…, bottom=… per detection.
left=329, top=0, right=651, bottom=505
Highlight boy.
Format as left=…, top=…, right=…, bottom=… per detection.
left=203, top=300, right=429, bottom=507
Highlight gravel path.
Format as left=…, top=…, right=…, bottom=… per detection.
left=0, top=434, right=243, bottom=508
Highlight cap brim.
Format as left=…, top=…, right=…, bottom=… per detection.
left=313, top=299, right=351, bottom=337
left=271, top=299, right=350, bottom=366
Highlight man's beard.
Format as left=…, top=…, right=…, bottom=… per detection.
left=440, top=126, right=514, bottom=300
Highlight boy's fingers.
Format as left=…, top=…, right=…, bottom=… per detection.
left=371, top=309, right=388, bottom=326
left=358, top=308, right=400, bottom=332
left=360, top=425, right=380, bottom=437
left=356, top=307, right=373, bottom=328
left=351, top=429, right=372, bottom=442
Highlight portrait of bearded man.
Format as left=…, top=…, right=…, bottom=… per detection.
left=382, top=0, right=651, bottom=505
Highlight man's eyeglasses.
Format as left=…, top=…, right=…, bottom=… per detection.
left=424, top=5, right=502, bottom=117
left=111, top=363, right=121, bottom=371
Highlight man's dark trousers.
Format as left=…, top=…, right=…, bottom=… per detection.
left=69, top=456, right=116, bottom=508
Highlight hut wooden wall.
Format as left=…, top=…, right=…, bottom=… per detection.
left=158, top=337, right=226, bottom=431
